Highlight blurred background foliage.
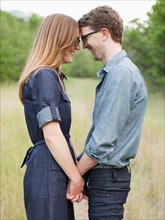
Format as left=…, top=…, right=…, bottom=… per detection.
left=0, top=0, right=165, bottom=88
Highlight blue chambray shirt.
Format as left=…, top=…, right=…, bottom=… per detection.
left=84, top=50, right=148, bottom=168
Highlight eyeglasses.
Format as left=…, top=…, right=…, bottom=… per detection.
left=75, top=38, right=81, bottom=47
left=81, top=30, right=101, bottom=44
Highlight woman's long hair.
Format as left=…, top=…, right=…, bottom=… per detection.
left=19, top=13, right=78, bottom=104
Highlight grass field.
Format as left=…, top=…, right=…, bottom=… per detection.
left=1, top=78, right=164, bottom=219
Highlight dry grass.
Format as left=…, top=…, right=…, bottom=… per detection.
left=1, top=79, right=164, bottom=219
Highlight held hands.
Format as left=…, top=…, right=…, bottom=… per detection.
left=67, top=175, right=84, bottom=196
left=67, top=192, right=88, bottom=203
left=67, top=192, right=83, bottom=203
left=66, top=176, right=88, bottom=203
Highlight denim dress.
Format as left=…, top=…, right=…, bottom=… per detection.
left=22, top=68, right=75, bottom=220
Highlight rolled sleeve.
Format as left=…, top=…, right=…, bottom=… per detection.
left=32, top=68, right=62, bottom=127
left=84, top=129, right=116, bottom=164
left=37, top=105, right=61, bottom=128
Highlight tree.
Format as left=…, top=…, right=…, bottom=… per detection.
left=123, top=0, right=165, bottom=86
left=146, top=0, right=165, bottom=85
left=0, top=11, right=42, bottom=81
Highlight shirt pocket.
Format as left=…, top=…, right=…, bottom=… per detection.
left=62, top=92, right=71, bottom=103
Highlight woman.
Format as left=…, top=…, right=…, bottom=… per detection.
left=19, top=13, right=84, bottom=220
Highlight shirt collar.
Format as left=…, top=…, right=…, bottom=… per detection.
left=97, top=50, right=127, bottom=79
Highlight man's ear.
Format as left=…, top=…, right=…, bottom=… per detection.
left=101, top=28, right=109, bottom=40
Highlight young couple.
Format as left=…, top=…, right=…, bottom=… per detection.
left=19, top=5, right=148, bottom=220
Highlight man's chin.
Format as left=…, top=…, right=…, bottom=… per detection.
left=94, top=57, right=100, bottom=61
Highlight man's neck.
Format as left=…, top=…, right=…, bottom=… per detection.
left=103, top=42, right=122, bottom=65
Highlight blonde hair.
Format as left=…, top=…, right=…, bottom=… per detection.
left=19, top=13, right=78, bottom=104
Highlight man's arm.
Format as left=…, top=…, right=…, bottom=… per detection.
left=77, top=152, right=97, bottom=176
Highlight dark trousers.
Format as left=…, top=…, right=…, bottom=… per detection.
left=85, top=166, right=131, bottom=220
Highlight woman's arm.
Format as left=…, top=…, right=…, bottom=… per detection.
left=69, top=139, right=79, bottom=163
left=42, top=121, right=84, bottom=196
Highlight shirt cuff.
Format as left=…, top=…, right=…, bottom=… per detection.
left=84, top=146, right=102, bottom=164
left=37, top=106, right=61, bottom=128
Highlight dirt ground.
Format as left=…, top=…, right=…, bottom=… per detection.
left=74, top=199, right=89, bottom=220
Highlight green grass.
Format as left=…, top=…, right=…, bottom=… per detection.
left=1, top=78, right=164, bottom=219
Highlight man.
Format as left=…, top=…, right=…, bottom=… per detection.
left=76, top=5, right=148, bottom=220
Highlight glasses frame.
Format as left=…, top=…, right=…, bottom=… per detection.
left=75, top=38, right=81, bottom=47
left=81, top=30, right=101, bottom=44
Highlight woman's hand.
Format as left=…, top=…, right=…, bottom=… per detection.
left=68, top=193, right=84, bottom=203
left=67, top=190, right=89, bottom=203
left=66, top=176, right=84, bottom=199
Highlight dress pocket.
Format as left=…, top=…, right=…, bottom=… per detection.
left=51, top=162, right=67, bottom=197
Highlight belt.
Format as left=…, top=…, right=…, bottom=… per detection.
left=20, top=139, right=45, bottom=168
left=93, top=164, right=115, bottom=169
left=92, top=164, right=131, bottom=173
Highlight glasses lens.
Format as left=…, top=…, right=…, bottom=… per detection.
left=81, top=30, right=101, bottom=45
